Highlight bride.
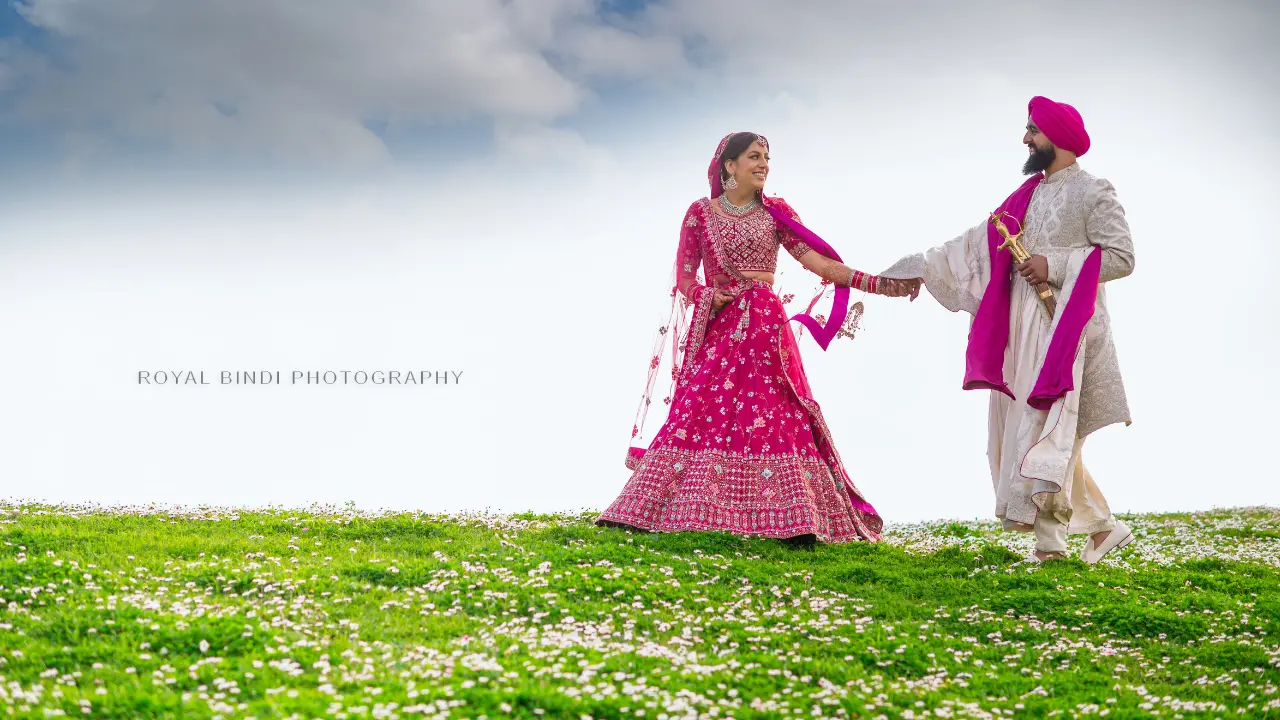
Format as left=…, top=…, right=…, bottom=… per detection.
left=597, top=131, right=913, bottom=544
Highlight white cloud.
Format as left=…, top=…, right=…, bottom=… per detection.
left=4, top=0, right=690, bottom=165
left=492, top=121, right=618, bottom=172
left=3, top=0, right=1277, bottom=172
left=1, top=0, right=1278, bottom=519
left=3, top=144, right=1277, bottom=518
left=556, top=23, right=688, bottom=80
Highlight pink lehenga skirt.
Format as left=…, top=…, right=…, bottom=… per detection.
left=598, top=280, right=882, bottom=543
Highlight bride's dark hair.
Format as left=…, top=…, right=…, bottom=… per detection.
left=718, top=132, right=762, bottom=183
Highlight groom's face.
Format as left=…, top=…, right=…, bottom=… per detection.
left=1022, top=119, right=1056, bottom=175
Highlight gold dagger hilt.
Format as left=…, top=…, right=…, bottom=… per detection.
left=988, top=211, right=1057, bottom=316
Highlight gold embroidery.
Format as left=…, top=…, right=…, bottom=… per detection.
left=694, top=197, right=810, bottom=277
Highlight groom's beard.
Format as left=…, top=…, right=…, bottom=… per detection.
left=1023, top=144, right=1057, bottom=175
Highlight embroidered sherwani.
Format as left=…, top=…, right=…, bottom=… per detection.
left=884, top=163, right=1134, bottom=538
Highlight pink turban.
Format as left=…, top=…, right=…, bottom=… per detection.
left=1028, top=96, right=1090, bottom=157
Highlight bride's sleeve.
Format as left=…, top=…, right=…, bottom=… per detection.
left=675, top=202, right=707, bottom=303
left=774, top=199, right=814, bottom=260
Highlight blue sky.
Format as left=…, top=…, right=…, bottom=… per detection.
left=1, top=0, right=1277, bottom=187
left=0, top=2, right=53, bottom=155
left=0, top=0, right=695, bottom=182
left=1, top=0, right=1278, bottom=517
left=0, top=2, right=45, bottom=46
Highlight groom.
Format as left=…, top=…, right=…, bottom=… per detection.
left=885, top=96, right=1135, bottom=563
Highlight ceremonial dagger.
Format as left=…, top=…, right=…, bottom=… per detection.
left=989, top=211, right=1056, bottom=317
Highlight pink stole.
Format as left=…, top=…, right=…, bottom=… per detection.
left=761, top=198, right=848, bottom=350
left=964, top=175, right=1103, bottom=410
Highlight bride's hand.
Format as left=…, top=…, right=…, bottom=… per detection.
left=712, top=289, right=735, bottom=311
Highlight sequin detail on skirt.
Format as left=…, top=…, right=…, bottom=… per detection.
left=600, top=282, right=881, bottom=543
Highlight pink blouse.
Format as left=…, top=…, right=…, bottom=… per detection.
left=674, top=196, right=814, bottom=302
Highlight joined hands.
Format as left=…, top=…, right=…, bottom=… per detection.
left=879, top=278, right=922, bottom=301
left=711, top=278, right=922, bottom=312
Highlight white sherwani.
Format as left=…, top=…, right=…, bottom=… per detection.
left=884, top=163, right=1134, bottom=535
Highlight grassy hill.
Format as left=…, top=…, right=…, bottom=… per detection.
left=1, top=502, right=1278, bottom=719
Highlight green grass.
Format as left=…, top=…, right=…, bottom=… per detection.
left=1, top=502, right=1278, bottom=719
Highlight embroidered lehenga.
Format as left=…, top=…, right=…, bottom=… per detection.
left=597, top=134, right=886, bottom=543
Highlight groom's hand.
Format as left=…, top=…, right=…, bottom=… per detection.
left=878, top=278, right=922, bottom=301
left=905, top=278, right=922, bottom=301
left=883, top=280, right=910, bottom=297
left=889, top=278, right=922, bottom=301
left=1017, top=256, right=1048, bottom=285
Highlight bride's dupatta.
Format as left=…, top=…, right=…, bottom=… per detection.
left=626, top=132, right=863, bottom=470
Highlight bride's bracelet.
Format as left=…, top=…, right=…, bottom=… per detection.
left=844, top=268, right=879, bottom=294
left=678, top=283, right=706, bottom=303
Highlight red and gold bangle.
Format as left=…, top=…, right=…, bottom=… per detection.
left=843, top=267, right=883, bottom=294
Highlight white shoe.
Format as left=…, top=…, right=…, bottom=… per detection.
left=1079, top=520, right=1134, bottom=565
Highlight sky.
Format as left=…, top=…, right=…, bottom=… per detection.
left=1, top=0, right=1277, bottom=523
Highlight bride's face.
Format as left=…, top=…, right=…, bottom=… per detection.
left=726, top=140, right=770, bottom=193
